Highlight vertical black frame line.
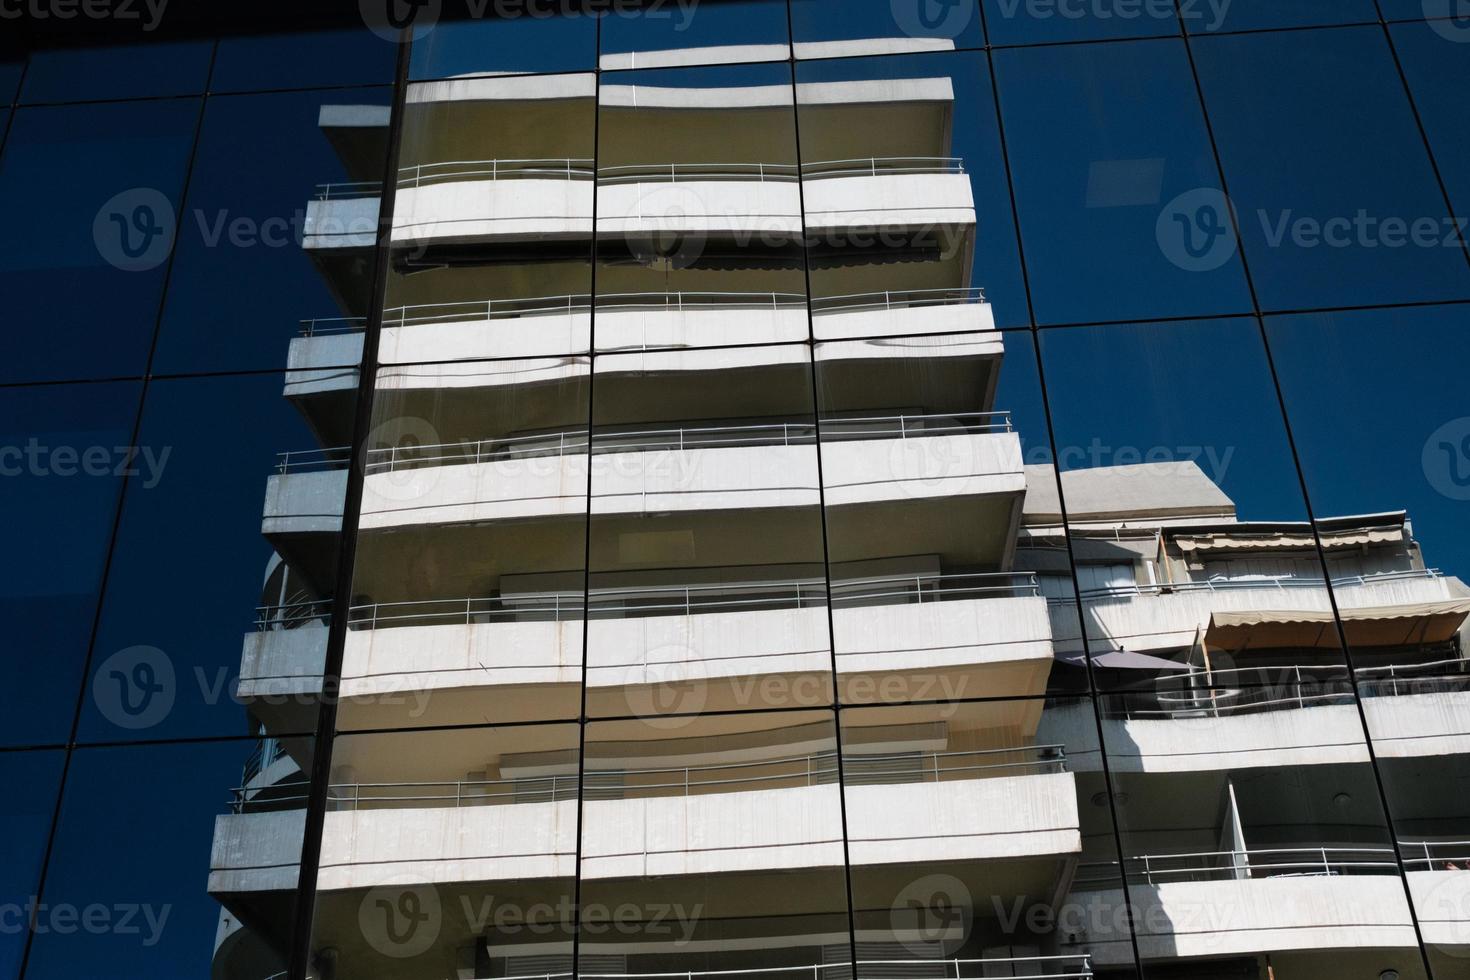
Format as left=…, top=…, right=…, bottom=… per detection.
left=785, top=34, right=864, bottom=980
left=974, top=1, right=1151, bottom=966
left=13, top=41, right=218, bottom=980
left=1171, top=9, right=1438, bottom=975
left=286, top=29, right=414, bottom=980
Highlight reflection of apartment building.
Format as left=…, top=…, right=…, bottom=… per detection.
left=208, top=43, right=1468, bottom=980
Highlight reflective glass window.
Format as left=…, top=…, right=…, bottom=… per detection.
left=1192, top=26, right=1470, bottom=310
left=995, top=39, right=1250, bottom=325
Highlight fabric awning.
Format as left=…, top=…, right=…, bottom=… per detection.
left=1205, top=599, right=1470, bottom=651
left=1175, top=526, right=1404, bottom=553
left=1056, top=649, right=1196, bottom=671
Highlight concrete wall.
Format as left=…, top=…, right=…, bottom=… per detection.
left=378, top=311, right=591, bottom=364
left=392, top=179, right=594, bottom=245
left=208, top=810, right=306, bottom=895
left=802, top=173, right=974, bottom=232
left=262, top=470, right=347, bottom=536
left=812, top=300, right=994, bottom=341
left=1065, top=877, right=1418, bottom=966
left=819, top=431, right=1024, bottom=507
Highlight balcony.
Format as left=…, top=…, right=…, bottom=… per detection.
left=369, top=157, right=977, bottom=249
left=392, top=157, right=594, bottom=246
left=212, top=745, right=1076, bottom=896
left=348, top=413, right=1021, bottom=532
left=1066, top=847, right=1419, bottom=967
left=800, top=157, right=975, bottom=236
left=1078, top=567, right=1462, bottom=653
left=810, top=288, right=993, bottom=341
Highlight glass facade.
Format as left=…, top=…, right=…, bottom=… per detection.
left=5, top=4, right=1470, bottom=980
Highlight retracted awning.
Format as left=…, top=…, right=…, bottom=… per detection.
left=1205, top=599, right=1470, bottom=651
left=1175, top=526, right=1404, bottom=553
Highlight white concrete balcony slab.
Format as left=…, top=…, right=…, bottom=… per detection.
left=302, top=193, right=379, bottom=250
left=1408, top=868, right=1470, bottom=952
left=845, top=771, right=1080, bottom=867
left=237, top=621, right=329, bottom=702
left=1041, top=676, right=1470, bottom=773
left=594, top=292, right=810, bottom=351
left=1039, top=697, right=1375, bottom=775
left=284, top=325, right=363, bottom=398
left=391, top=159, right=595, bottom=246
left=811, top=289, right=994, bottom=341
left=379, top=298, right=591, bottom=363
left=215, top=760, right=1078, bottom=895
left=1065, top=872, right=1418, bottom=967
left=261, top=457, right=348, bottom=536
left=832, top=589, right=1055, bottom=702
left=801, top=166, right=975, bottom=233
left=596, top=167, right=803, bottom=240
left=585, top=603, right=832, bottom=713
left=317, top=798, right=579, bottom=891
left=208, top=809, right=306, bottom=896
left=1079, top=569, right=1458, bottom=653
left=819, top=426, right=1024, bottom=508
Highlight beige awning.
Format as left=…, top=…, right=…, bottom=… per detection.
left=1206, top=600, right=1470, bottom=651
left=1176, top=526, right=1404, bottom=553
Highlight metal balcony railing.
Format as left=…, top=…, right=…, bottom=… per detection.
left=1400, top=840, right=1470, bottom=871
left=314, top=156, right=966, bottom=202
left=800, top=156, right=967, bottom=180
left=274, top=447, right=352, bottom=474
left=1079, top=566, right=1444, bottom=600
left=297, top=315, right=367, bottom=337
left=810, top=287, right=987, bottom=315
left=491, top=957, right=1090, bottom=980
left=1357, top=656, right=1470, bottom=697
left=829, top=571, right=1040, bottom=608
left=398, top=158, right=596, bottom=187
left=598, top=162, right=799, bottom=184
left=358, top=412, right=1014, bottom=475
left=254, top=598, right=333, bottom=631
left=262, top=745, right=1068, bottom=813
left=1073, top=846, right=1400, bottom=888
